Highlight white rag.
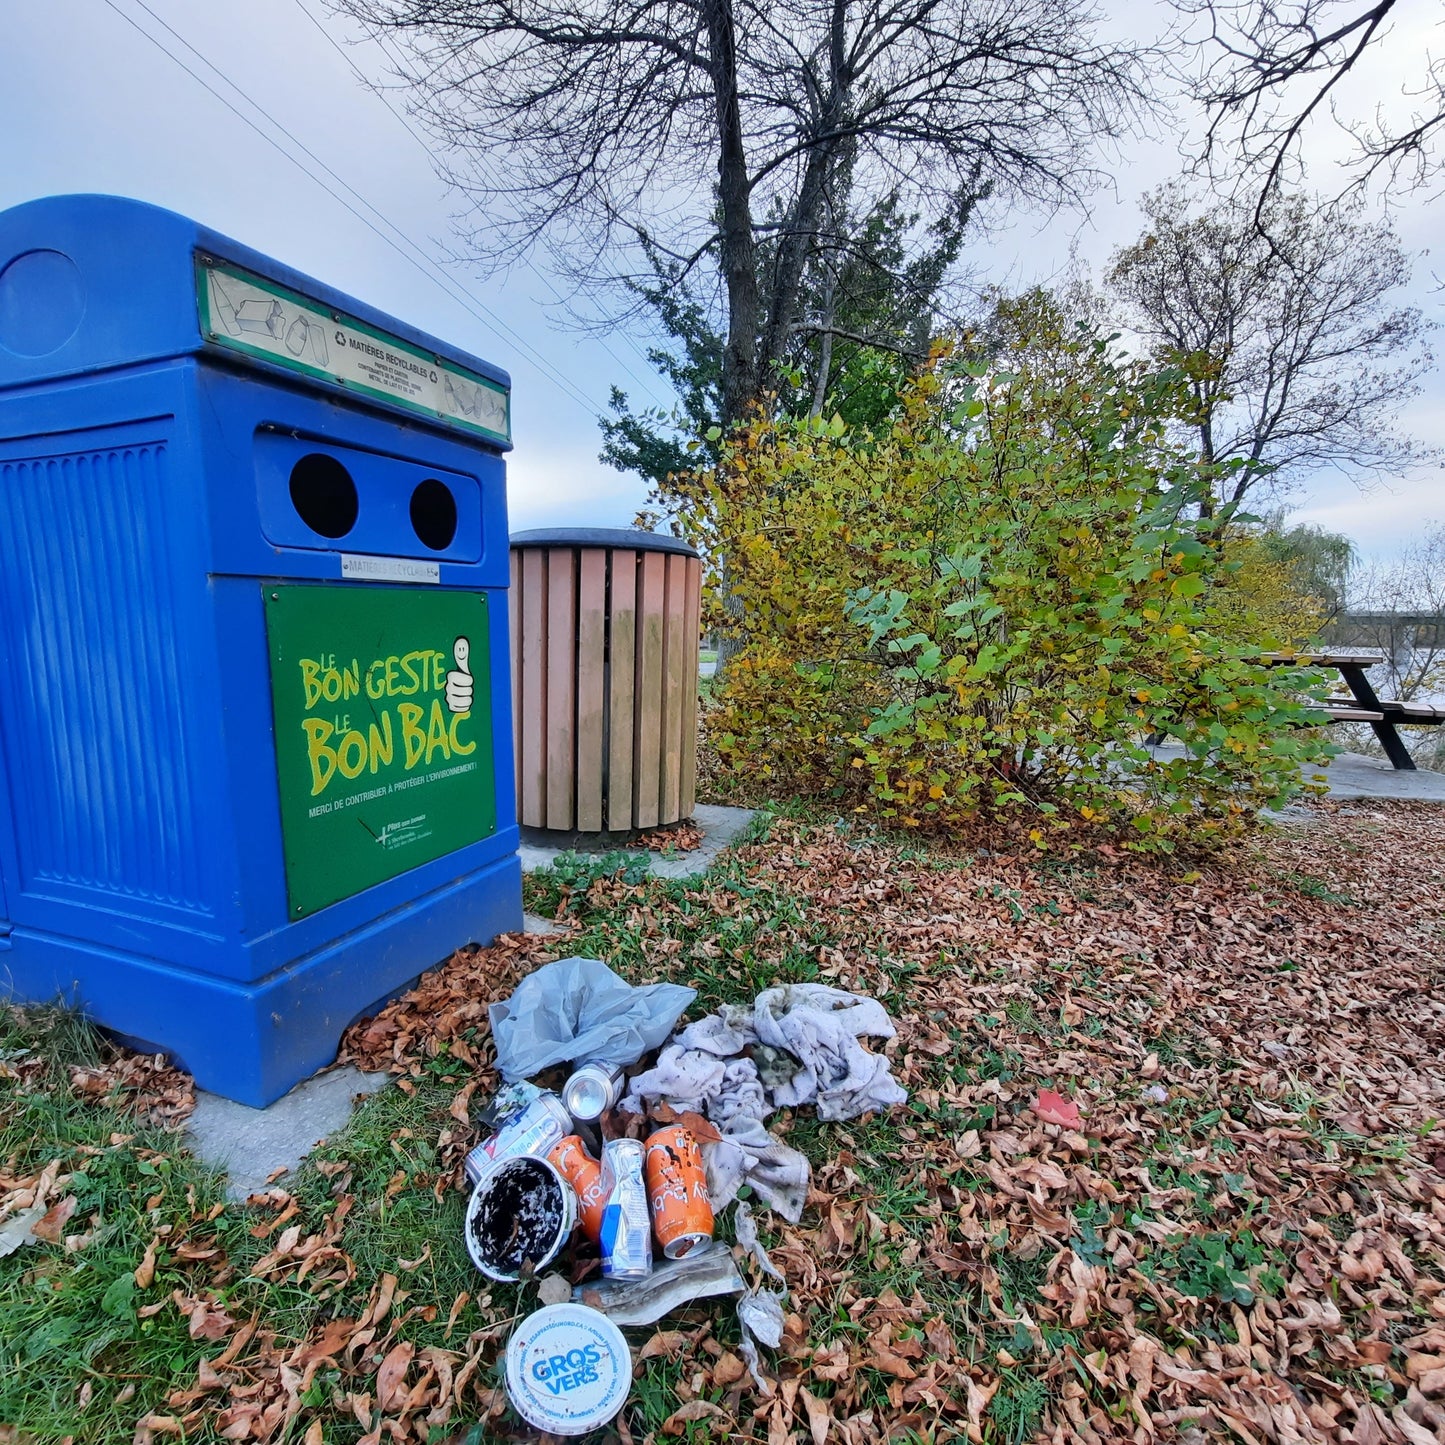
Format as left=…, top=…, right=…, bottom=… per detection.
left=753, top=984, right=908, bottom=1120
left=703, top=1116, right=810, bottom=1223
left=622, top=984, right=907, bottom=1218
left=620, top=1045, right=728, bottom=1117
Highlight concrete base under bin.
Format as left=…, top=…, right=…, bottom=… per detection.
left=0, top=852, right=523, bottom=1108
left=518, top=802, right=759, bottom=880
left=519, top=820, right=694, bottom=851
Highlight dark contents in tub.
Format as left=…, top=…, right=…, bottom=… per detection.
left=469, top=1158, right=564, bottom=1276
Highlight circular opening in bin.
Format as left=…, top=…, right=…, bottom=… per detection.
left=410, top=478, right=458, bottom=551
left=289, top=453, right=358, bottom=538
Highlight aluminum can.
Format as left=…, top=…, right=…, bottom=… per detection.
left=549, top=1134, right=608, bottom=1243
left=644, top=1126, right=715, bottom=1259
left=562, top=1063, right=624, bottom=1122
left=598, top=1138, right=652, bottom=1279
left=464, top=1087, right=572, bottom=1187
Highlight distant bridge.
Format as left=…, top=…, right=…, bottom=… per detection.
left=1323, top=613, right=1445, bottom=650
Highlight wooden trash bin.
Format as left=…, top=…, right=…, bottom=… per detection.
left=510, top=528, right=702, bottom=836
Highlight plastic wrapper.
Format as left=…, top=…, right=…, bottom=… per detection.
left=573, top=1241, right=744, bottom=1327
left=488, top=956, right=696, bottom=1080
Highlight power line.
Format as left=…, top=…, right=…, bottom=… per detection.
left=99, top=0, right=608, bottom=420
left=292, top=0, right=671, bottom=405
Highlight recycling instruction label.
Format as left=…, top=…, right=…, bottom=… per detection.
left=197, top=258, right=510, bottom=444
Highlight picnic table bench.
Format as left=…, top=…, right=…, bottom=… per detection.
left=1266, top=650, right=1444, bottom=771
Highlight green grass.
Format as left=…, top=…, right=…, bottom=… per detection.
left=988, top=1367, right=1052, bottom=1444
left=0, top=1003, right=532, bottom=1443
left=0, top=1006, right=239, bottom=1440
left=1279, top=869, right=1357, bottom=906
left=5, top=806, right=1435, bottom=1443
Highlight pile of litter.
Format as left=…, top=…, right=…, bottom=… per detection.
left=467, top=955, right=909, bottom=1428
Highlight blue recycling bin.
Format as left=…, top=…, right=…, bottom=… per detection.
left=0, top=195, right=522, bottom=1105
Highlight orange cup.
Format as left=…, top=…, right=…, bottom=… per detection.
left=548, top=1135, right=607, bottom=1243
left=643, top=1126, right=714, bottom=1259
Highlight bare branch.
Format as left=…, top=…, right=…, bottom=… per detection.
left=1107, top=184, right=1437, bottom=509
left=332, top=0, right=1153, bottom=420
left=1173, top=0, right=1445, bottom=200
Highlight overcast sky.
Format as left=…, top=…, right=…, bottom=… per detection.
left=2, top=0, right=1440, bottom=558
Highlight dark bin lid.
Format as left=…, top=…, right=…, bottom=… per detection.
left=509, top=527, right=699, bottom=558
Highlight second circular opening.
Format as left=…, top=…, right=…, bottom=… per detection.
left=411, top=478, right=458, bottom=551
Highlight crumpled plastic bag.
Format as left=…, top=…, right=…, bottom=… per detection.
left=573, top=1241, right=744, bottom=1326
left=488, top=956, right=696, bottom=1080
left=734, top=1201, right=788, bottom=1393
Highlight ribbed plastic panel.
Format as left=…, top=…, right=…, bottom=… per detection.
left=0, top=437, right=211, bottom=915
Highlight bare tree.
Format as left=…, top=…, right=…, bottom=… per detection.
left=1173, top=0, right=1445, bottom=200
left=1350, top=524, right=1445, bottom=699
left=1106, top=184, right=1434, bottom=514
left=333, top=0, right=1151, bottom=425
left=1332, top=523, right=1445, bottom=767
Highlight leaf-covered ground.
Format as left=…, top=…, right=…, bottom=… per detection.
left=2, top=800, right=1444, bottom=1444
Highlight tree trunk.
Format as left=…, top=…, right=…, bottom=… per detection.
left=703, top=0, right=760, bottom=428
left=758, top=0, right=851, bottom=385
left=809, top=268, right=838, bottom=420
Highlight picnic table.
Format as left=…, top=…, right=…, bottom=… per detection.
left=1268, top=650, right=1445, bottom=771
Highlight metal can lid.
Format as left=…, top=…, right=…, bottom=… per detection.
left=505, top=1303, right=632, bottom=1435
left=563, top=1067, right=614, bottom=1121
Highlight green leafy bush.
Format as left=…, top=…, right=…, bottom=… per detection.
left=679, top=300, right=1333, bottom=846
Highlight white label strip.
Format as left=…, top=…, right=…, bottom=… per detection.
left=340, top=554, right=441, bottom=584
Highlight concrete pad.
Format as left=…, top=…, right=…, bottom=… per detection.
left=519, top=802, right=761, bottom=880
left=1299, top=750, right=1445, bottom=801
left=1146, top=743, right=1445, bottom=803
left=187, top=1065, right=390, bottom=1200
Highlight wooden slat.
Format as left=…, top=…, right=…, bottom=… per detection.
left=659, top=554, right=688, bottom=823
left=510, top=549, right=521, bottom=810
left=1320, top=705, right=1385, bottom=722
left=1382, top=700, right=1445, bottom=723
left=518, top=548, right=548, bottom=828
left=575, top=549, right=607, bottom=832
left=679, top=555, right=701, bottom=817
left=545, top=548, right=577, bottom=831
left=1264, top=650, right=1387, bottom=668
left=633, top=550, right=667, bottom=829
left=606, top=551, right=637, bottom=832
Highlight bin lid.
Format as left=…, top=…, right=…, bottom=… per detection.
left=510, top=527, right=698, bottom=558
left=0, top=194, right=511, bottom=450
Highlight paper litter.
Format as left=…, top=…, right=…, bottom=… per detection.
left=734, top=1201, right=788, bottom=1394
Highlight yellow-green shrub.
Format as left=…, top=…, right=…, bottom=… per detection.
left=678, top=321, right=1333, bottom=846
left=1212, top=533, right=1327, bottom=652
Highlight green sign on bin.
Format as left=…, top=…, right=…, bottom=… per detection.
left=264, top=584, right=496, bottom=917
